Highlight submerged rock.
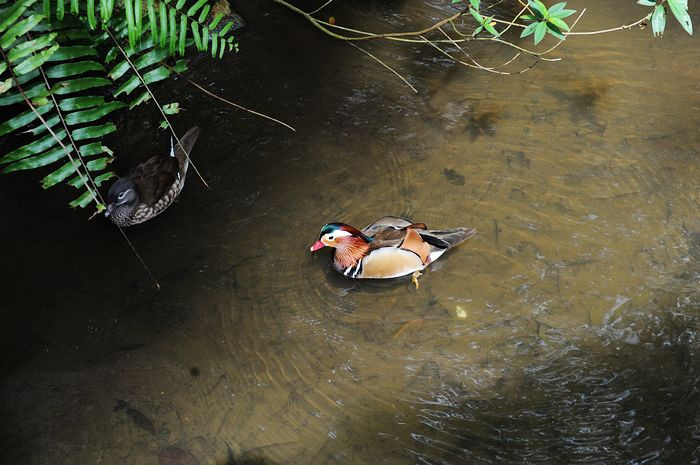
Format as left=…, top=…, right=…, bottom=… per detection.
left=158, top=446, right=202, bottom=465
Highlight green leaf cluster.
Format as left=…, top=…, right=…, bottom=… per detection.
left=519, top=0, right=575, bottom=44
left=0, top=0, right=240, bottom=210
left=638, top=0, right=692, bottom=37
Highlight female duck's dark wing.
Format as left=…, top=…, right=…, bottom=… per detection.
left=128, top=154, right=179, bottom=206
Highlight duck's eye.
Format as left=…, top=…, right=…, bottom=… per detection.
left=117, top=191, right=126, bottom=200
left=328, top=235, right=334, bottom=240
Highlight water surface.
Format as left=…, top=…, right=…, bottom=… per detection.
left=1, top=1, right=699, bottom=464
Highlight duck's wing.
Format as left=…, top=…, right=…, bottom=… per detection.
left=362, top=216, right=413, bottom=236
left=348, top=227, right=428, bottom=278
left=128, top=154, right=179, bottom=205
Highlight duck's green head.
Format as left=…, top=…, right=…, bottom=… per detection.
left=310, top=223, right=370, bottom=252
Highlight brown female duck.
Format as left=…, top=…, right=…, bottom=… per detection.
left=105, top=126, right=200, bottom=227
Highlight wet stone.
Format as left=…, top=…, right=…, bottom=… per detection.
left=158, top=446, right=202, bottom=465
left=443, top=168, right=465, bottom=186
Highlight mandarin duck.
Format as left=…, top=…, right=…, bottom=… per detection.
left=310, top=216, right=476, bottom=283
left=105, top=126, right=200, bottom=227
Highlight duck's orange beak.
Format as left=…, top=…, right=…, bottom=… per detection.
left=310, top=240, right=325, bottom=252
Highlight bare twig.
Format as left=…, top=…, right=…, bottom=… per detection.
left=566, top=13, right=650, bottom=35
left=421, top=34, right=539, bottom=75
left=161, top=62, right=296, bottom=131
left=273, top=0, right=465, bottom=41
left=106, top=28, right=210, bottom=188
left=309, top=0, right=334, bottom=15
left=347, top=42, right=417, bottom=93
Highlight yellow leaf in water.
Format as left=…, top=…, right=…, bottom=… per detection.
left=455, top=306, right=467, bottom=319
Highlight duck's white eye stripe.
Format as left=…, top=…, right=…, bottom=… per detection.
left=327, top=230, right=352, bottom=240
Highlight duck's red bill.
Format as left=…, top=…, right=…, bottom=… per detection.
left=310, top=240, right=325, bottom=252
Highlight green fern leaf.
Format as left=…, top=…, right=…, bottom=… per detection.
left=53, top=76, right=111, bottom=94
left=64, top=101, right=126, bottom=125
left=3, top=145, right=70, bottom=173
left=59, top=95, right=105, bottom=111
left=46, top=61, right=105, bottom=78
left=71, top=122, right=116, bottom=140
left=0, top=0, right=38, bottom=35
left=1, top=14, right=46, bottom=48
left=0, top=129, right=66, bottom=165
left=0, top=103, right=53, bottom=136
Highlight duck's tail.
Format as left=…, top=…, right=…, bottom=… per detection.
left=420, top=227, right=476, bottom=249
left=171, top=126, right=200, bottom=174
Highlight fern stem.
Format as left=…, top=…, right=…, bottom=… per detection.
left=105, top=27, right=209, bottom=188
left=161, top=62, right=296, bottom=132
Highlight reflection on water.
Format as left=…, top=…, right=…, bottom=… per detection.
left=1, top=0, right=699, bottom=464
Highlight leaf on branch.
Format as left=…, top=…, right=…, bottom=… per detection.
left=546, top=21, right=566, bottom=40
left=162, top=102, right=180, bottom=114
left=520, top=21, right=538, bottom=38
left=667, top=0, right=692, bottom=35
left=651, top=4, right=666, bottom=37
left=548, top=16, right=570, bottom=32
left=534, top=20, right=547, bottom=44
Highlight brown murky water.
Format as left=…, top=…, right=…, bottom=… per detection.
left=1, top=1, right=699, bottom=464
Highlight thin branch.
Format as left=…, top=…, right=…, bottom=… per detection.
left=421, top=33, right=539, bottom=75
left=566, top=12, right=650, bottom=35
left=105, top=27, right=210, bottom=188
left=347, top=42, right=417, bottom=93
left=309, top=0, right=334, bottom=15
left=0, top=46, right=160, bottom=290
left=273, top=0, right=465, bottom=41
left=436, top=26, right=502, bottom=73
left=161, top=62, right=297, bottom=131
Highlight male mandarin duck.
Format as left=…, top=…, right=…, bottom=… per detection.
left=105, top=126, right=200, bottom=227
left=310, top=216, right=476, bottom=282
